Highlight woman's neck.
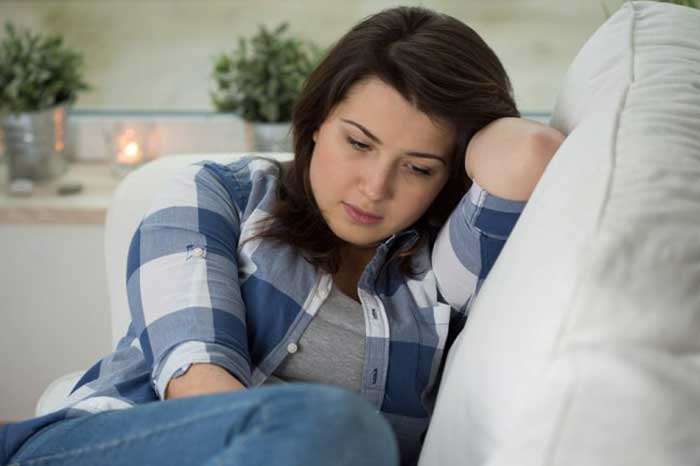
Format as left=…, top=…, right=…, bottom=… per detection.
left=333, top=243, right=377, bottom=302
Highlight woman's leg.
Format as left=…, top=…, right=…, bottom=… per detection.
left=9, top=383, right=399, bottom=466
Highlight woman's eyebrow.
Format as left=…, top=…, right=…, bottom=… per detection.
left=340, top=118, right=447, bottom=165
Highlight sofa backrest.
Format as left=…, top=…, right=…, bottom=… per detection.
left=419, top=2, right=700, bottom=465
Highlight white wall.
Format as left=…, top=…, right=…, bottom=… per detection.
left=0, top=225, right=112, bottom=421
left=0, top=0, right=622, bottom=112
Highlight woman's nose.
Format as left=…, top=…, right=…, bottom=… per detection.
left=360, top=163, right=393, bottom=201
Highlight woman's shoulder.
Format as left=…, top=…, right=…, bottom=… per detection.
left=215, top=154, right=288, bottom=178
left=167, top=155, right=288, bottom=219
left=193, top=155, right=290, bottom=190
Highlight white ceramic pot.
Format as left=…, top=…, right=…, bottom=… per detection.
left=247, top=121, right=293, bottom=152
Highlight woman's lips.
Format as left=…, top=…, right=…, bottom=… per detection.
left=343, top=203, right=383, bottom=225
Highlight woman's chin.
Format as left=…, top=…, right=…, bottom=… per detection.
left=330, top=226, right=385, bottom=250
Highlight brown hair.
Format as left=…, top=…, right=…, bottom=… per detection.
left=248, top=6, right=519, bottom=277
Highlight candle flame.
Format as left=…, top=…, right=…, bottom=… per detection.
left=125, top=142, right=140, bottom=157
left=118, top=140, right=142, bottom=164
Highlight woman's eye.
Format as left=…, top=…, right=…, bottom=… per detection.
left=347, top=137, right=370, bottom=151
left=409, top=164, right=433, bottom=177
left=345, top=136, right=433, bottom=176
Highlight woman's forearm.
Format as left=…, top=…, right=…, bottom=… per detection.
left=165, top=363, right=246, bottom=400
left=465, top=117, right=565, bottom=201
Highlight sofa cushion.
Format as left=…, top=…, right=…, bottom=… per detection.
left=419, top=2, right=700, bottom=465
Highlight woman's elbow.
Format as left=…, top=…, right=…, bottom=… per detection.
left=530, top=126, right=566, bottom=163
left=466, top=118, right=566, bottom=201
left=499, top=127, right=565, bottom=201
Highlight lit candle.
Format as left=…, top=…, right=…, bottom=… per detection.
left=109, top=123, right=158, bottom=178
left=118, top=141, right=142, bottom=164
left=116, top=128, right=143, bottom=165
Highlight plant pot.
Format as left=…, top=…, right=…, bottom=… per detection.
left=0, top=104, right=68, bottom=182
left=246, top=121, right=293, bottom=152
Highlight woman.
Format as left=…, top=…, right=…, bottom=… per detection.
left=2, top=6, right=564, bottom=466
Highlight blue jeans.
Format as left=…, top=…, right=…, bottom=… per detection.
left=8, top=384, right=399, bottom=466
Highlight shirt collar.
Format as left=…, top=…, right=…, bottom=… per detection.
left=380, top=228, right=419, bottom=252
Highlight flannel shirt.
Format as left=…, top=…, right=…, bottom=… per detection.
left=1, top=156, right=526, bottom=465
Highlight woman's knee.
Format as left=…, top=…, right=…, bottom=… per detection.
left=271, top=384, right=399, bottom=463
left=300, top=384, right=382, bottom=425
left=200, top=384, right=399, bottom=464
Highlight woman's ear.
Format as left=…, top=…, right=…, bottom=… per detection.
left=313, top=129, right=318, bottom=143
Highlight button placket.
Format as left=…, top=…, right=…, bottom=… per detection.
left=359, top=290, right=388, bottom=398
left=282, top=274, right=330, bottom=360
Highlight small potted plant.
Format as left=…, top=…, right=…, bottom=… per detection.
left=601, top=0, right=698, bottom=17
left=0, top=22, right=89, bottom=181
left=210, top=22, right=322, bottom=152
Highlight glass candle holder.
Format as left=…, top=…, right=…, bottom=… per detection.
left=108, top=122, right=160, bottom=178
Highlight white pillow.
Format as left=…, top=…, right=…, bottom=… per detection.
left=419, top=2, right=700, bottom=465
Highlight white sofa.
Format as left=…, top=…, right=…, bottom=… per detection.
left=37, top=2, right=700, bottom=465
left=419, top=2, right=700, bottom=465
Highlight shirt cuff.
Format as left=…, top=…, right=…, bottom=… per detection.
left=463, top=180, right=528, bottom=239
left=151, top=341, right=252, bottom=400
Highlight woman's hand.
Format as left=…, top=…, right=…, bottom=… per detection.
left=165, top=363, right=245, bottom=400
left=465, top=117, right=566, bottom=201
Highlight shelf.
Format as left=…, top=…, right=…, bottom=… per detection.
left=0, top=162, right=120, bottom=225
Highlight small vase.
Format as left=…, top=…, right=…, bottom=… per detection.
left=246, top=121, right=293, bottom=153
left=1, top=104, right=68, bottom=182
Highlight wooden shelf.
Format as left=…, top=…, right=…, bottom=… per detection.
left=0, top=162, right=121, bottom=225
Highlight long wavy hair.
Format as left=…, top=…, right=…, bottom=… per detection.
left=247, top=6, right=519, bottom=277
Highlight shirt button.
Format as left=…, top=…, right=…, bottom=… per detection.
left=192, top=247, right=204, bottom=257
left=287, top=342, right=298, bottom=354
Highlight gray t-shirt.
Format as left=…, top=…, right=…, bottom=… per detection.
left=264, top=281, right=366, bottom=392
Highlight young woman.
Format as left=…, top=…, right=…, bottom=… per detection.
left=2, top=6, right=564, bottom=466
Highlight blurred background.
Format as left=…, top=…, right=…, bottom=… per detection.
left=2, top=0, right=629, bottom=113
left=0, top=0, right=654, bottom=422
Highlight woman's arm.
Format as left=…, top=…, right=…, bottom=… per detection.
left=126, top=161, right=255, bottom=402
left=465, top=117, right=566, bottom=201
left=165, top=363, right=245, bottom=400
left=431, top=117, right=561, bottom=321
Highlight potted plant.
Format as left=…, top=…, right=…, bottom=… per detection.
left=601, top=0, right=698, bottom=17
left=210, top=22, right=322, bottom=152
left=0, top=22, right=89, bottom=181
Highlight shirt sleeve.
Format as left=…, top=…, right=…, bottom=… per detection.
left=125, top=161, right=253, bottom=396
left=152, top=341, right=246, bottom=400
left=431, top=179, right=527, bottom=321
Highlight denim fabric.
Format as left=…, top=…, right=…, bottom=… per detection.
left=8, top=384, right=399, bottom=466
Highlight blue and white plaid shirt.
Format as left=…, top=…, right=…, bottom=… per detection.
left=1, top=156, right=526, bottom=465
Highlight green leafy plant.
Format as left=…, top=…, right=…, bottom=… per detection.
left=211, top=23, right=323, bottom=123
left=601, top=0, right=699, bottom=18
left=0, top=22, right=89, bottom=114
left=657, top=0, right=700, bottom=7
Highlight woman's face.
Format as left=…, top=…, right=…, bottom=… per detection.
left=309, top=76, right=455, bottom=254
